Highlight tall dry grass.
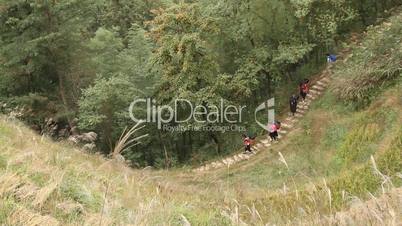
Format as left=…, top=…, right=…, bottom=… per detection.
left=112, top=121, right=147, bottom=159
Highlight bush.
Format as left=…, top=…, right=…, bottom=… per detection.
left=334, top=13, right=402, bottom=107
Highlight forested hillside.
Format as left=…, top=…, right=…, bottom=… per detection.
left=0, top=1, right=401, bottom=225
left=0, top=0, right=401, bottom=168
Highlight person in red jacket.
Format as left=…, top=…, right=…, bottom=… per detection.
left=268, top=121, right=281, bottom=141
left=299, top=79, right=310, bottom=102
left=243, top=134, right=255, bottom=153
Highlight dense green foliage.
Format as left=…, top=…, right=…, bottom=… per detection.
left=334, top=12, right=402, bottom=107
left=0, top=0, right=400, bottom=167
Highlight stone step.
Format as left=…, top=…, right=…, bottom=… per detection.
left=312, top=85, right=325, bottom=91
left=316, top=81, right=328, bottom=87
left=226, top=158, right=235, bottom=165
left=279, top=130, right=287, bottom=134
left=308, top=95, right=317, bottom=100
left=298, top=105, right=309, bottom=110
left=310, top=89, right=321, bottom=95
left=321, top=77, right=331, bottom=83
left=260, top=139, right=270, bottom=144
left=238, top=153, right=247, bottom=159
left=233, top=156, right=240, bottom=162
left=295, top=113, right=303, bottom=118
left=287, top=117, right=299, bottom=123
left=263, top=143, right=271, bottom=147
left=281, top=123, right=293, bottom=129
left=319, top=73, right=329, bottom=80
left=300, top=100, right=312, bottom=106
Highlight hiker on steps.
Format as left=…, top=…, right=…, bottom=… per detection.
left=326, top=53, right=337, bottom=63
left=268, top=121, right=281, bottom=142
left=289, top=94, right=299, bottom=116
left=242, top=134, right=255, bottom=153
left=299, top=79, right=310, bottom=102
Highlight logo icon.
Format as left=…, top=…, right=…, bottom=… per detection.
left=255, top=98, right=275, bottom=131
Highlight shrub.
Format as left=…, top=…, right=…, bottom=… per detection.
left=334, top=13, right=402, bottom=107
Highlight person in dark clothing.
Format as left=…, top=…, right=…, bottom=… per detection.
left=289, top=95, right=299, bottom=116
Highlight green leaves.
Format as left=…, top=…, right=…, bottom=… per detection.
left=273, top=43, right=315, bottom=65
left=291, top=0, right=357, bottom=44
left=148, top=3, right=220, bottom=105
left=78, top=25, right=154, bottom=145
left=88, top=28, right=124, bottom=78
left=78, top=76, right=135, bottom=129
left=0, top=0, right=95, bottom=96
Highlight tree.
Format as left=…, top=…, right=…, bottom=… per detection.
left=290, top=0, right=357, bottom=46
left=148, top=3, right=253, bottom=155
left=97, top=0, right=167, bottom=42
left=0, top=0, right=95, bottom=124
left=79, top=26, right=154, bottom=154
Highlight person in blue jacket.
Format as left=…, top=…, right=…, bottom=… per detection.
left=326, top=53, right=337, bottom=63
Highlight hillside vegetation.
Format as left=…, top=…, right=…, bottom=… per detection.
left=0, top=8, right=401, bottom=226
left=1, top=0, right=401, bottom=167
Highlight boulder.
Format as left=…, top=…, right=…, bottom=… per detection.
left=83, top=143, right=96, bottom=151
left=81, top=132, right=98, bottom=143
left=114, top=154, right=125, bottom=163
left=58, top=128, right=70, bottom=138
left=68, top=136, right=79, bottom=144
left=70, top=126, right=80, bottom=135
left=71, top=118, right=79, bottom=126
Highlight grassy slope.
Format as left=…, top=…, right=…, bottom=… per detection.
left=0, top=9, right=401, bottom=226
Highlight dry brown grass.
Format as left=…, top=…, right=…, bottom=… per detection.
left=14, top=182, right=39, bottom=201
left=32, top=172, right=64, bottom=208
left=7, top=207, right=59, bottom=226
left=0, top=173, right=24, bottom=198
left=293, top=188, right=402, bottom=226
left=112, top=122, right=148, bottom=159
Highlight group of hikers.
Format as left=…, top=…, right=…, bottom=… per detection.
left=242, top=118, right=282, bottom=153
left=243, top=79, right=310, bottom=153
left=242, top=53, right=337, bottom=153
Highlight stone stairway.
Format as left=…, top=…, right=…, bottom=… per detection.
left=193, top=68, right=333, bottom=173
